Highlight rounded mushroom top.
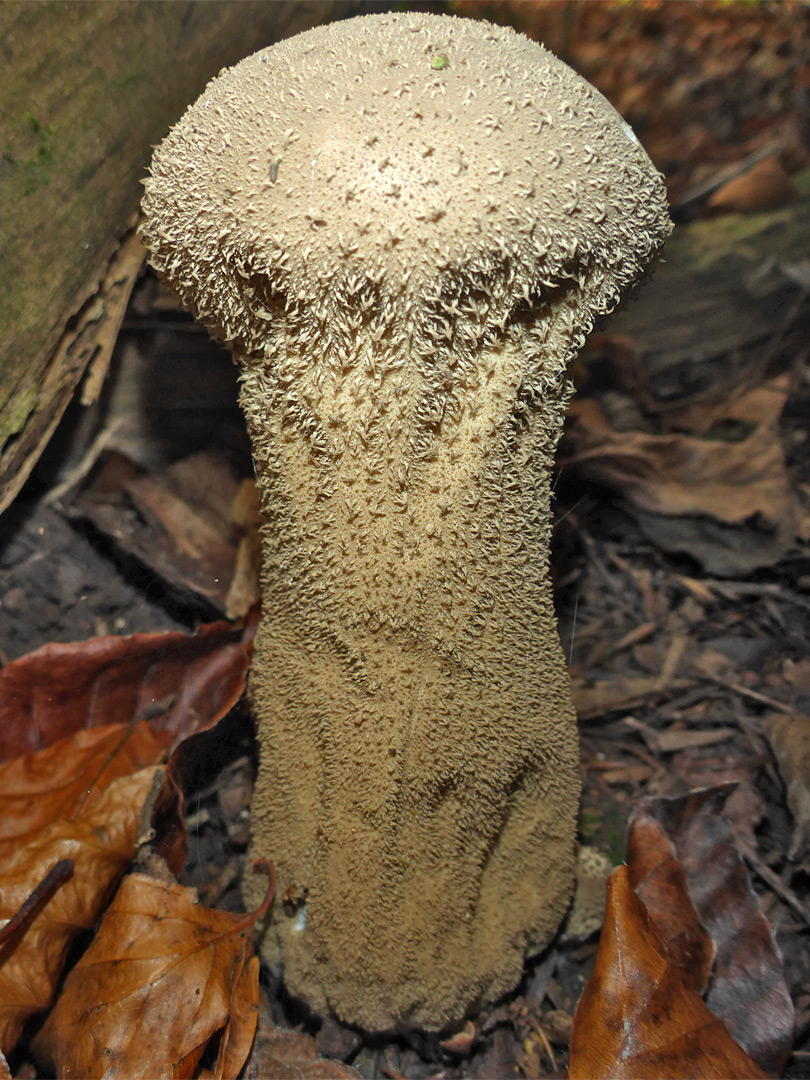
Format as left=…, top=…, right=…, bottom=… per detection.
left=141, top=12, right=671, bottom=359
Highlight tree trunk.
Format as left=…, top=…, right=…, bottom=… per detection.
left=0, top=0, right=354, bottom=513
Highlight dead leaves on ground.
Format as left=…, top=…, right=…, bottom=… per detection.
left=569, top=865, right=768, bottom=1080
left=69, top=451, right=261, bottom=620
left=0, top=616, right=255, bottom=760
left=32, top=865, right=275, bottom=1080
left=0, top=618, right=260, bottom=1074
left=562, top=375, right=797, bottom=576
left=0, top=615, right=361, bottom=1079
left=0, top=768, right=159, bottom=1052
left=0, top=722, right=171, bottom=862
left=764, top=712, right=810, bottom=868
left=570, top=784, right=794, bottom=1078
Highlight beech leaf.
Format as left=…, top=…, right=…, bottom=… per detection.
left=0, top=616, right=255, bottom=762
left=32, top=864, right=276, bottom=1080
left=0, top=721, right=171, bottom=864
left=0, top=767, right=159, bottom=1053
left=638, top=786, right=795, bottom=1075
left=568, top=865, right=768, bottom=1079
left=626, top=811, right=715, bottom=994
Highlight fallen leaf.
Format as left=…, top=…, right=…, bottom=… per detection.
left=0, top=767, right=159, bottom=1053
left=568, top=865, right=768, bottom=1079
left=707, top=156, right=800, bottom=215
left=562, top=378, right=796, bottom=575
left=0, top=722, right=171, bottom=863
left=763, top=712, right=810, bottom=868
left=639, top=786, right=795, bottom=1075
left=626, top=813, right=715, bottom=994
left=70, top=451, right=259, bottom=617
left=32, top=862, right=276, bottom=1080
left=0, top=616, right=255, bottom=762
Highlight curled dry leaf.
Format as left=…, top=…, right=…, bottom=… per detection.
left=32, top=863, right=276, bottom=1080
left=562, top=378, right=795, bottom=575
left=626, top=812, right=715, bottom=994
left=0, top=721, right=171, bottom=863
left=568, top=865, right=768, bottom=1080
left=639, top=786, right=795, bottom=1075
left=0, top=767, right=159, bottom=1053
left=0, top=616, right=255, bottom=762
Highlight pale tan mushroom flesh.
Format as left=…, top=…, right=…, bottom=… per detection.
left=141, top=12, right=671, bottom=1031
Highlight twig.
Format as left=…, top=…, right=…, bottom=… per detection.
left=0, top=859, right=74, bottom=946
left=705, top=676, right=793, bottom=714
left=738, top=842, right=810, bottom=926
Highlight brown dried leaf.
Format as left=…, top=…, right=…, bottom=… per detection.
left=0, top=722, right=171, bottom=864
left=0, top=616, right=254, bottom=762
left=569, top=865, right=768, bottom=1080
left=32, top=868, right=272, bottom=1080
left=707, top=156, right=800, bottom=215
left=70, top=452, right=259, bottom=617
left=563, top=379, right=795, bottom=574
left=0, top=767, right=158, bottom=1053
left=639, top=786, right=795, bottom=1075
left=626, top=813, right=715, bottom=994
left=763, top=712, right=810, bottom=867
left=565, top=380, right=793, bottom=525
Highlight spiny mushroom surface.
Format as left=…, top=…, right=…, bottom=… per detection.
left=141, top=12, right=671, bottom=1031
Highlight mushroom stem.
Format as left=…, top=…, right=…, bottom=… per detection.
left=240, top=315, right=578, bottom=1029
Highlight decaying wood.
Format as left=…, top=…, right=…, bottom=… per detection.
left=0, top=0, right=354, bottom=515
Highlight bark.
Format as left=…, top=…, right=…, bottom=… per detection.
left=0, top=0, right=354, bottom=513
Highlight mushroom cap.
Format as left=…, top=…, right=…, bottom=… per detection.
left=141, top=11, right=671, bottom=360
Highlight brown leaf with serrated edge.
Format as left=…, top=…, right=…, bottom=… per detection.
left=639, top=786, right=795, bottom=1076
left=569, top=865, right=767, bottom=1080
left=0, top=722, right=171, bottom=864
left=626, top=812, right=715, bottom=994
left=0, top=615, right=255, bottom=762
left=0, top=767, right=159, bottom=1053
left=32, top=863, right=276, bottom=1080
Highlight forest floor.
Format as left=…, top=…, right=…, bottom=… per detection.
left=2, top=2, right=810, bottom=1078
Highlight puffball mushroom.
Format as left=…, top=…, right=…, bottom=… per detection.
left=141, top=12, right=671, bottom=1031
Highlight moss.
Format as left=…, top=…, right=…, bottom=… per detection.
left=22, top=111, right=53, bottom=195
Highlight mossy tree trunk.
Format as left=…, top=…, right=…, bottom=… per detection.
left=0, top=0, right=353, bottom=513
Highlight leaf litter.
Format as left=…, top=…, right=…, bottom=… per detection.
left=31, top=862, right=277, bottom=1080
left=2, top=1, right=810, bottom=1077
